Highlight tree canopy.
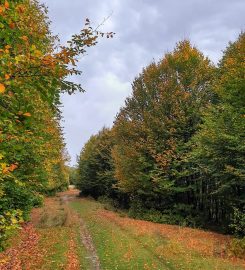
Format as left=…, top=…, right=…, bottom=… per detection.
left=77, top=34, right=245, bottom=235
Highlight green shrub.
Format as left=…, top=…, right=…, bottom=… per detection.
left=0, top=181, right=40, bottom=220
left=128, top=198, right=201, bottom=227
left=230, top=207, right=245, bottom=237
left=0, top=210, right=23, bottom=251
left=228, top=238, right=245, bottom=258
left=31, top=193, right=44, bottom=208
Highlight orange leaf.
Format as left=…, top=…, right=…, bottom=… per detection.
left=4, top=1, right=9, bottom=9
left=0, top=83, right=6, bottom=94
left=20, top=36, right=28, bottom=41
left=9, top=164, right=18, bottom=172
left=23, top=112, right=31, bottom=117
left=5, top=74, right=10, bottom=80
left=9, top=22, right=15, bottom=29
left=3, top=168, right=9, bottom=174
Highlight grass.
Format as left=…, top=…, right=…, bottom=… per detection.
left=0, top=196, right=91, bottom=270
left=37, top=227, right=70, bottom=270
left=33, top=197, right=91, bottom=270
left=70, top=199, right=245, bottom=270
left=1, top=192, right=244, bottom=270
left=36, top=225, right=92, bottom=270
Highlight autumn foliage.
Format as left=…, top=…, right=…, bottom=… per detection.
left=77, top=34, right=245, bottom=236
left=0, top=0, right=113, bottom=248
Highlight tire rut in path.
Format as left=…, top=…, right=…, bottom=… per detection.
left=61, top=194, right=101, bottom=270
left=78, top=216, right=101, bottom=270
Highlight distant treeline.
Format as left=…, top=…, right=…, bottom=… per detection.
left=77, top=34, right=245, bottom=236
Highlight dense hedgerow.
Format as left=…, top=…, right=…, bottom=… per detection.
left=0, top=0, right=113, bottom=249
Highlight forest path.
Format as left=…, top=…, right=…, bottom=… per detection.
left=0, top=189, right=244, bottom=270
left=60, top=191, right=101, bottom=270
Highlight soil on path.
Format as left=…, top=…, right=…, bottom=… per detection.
left=59, top=190, right=101, bottom=270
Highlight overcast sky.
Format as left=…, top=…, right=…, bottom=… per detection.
left=42, top=0, right=244, bottom=165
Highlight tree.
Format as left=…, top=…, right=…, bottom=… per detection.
left=68, top=166, right=79, bottom=186
left=0, top=0, right=114, bottom=248
left=191, top=33, right=245, bottom=232
left=112, top=41, right=214, bottom=223
left=77, top=127, right=116, bottom=198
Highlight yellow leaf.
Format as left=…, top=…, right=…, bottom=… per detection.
left=11, top=217, right=18, bottom=224
left=1, top=163, right=7, bottom=170
left=34, top=50, right=42, bottom=57
left=0, top=83, right=6, bottom=94
left=0, top=258, right=8, bottom=264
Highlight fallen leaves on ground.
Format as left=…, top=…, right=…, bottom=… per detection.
left=0, top=223, right=44, bottom=270
left=97, top=209, right=245, bottom=265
